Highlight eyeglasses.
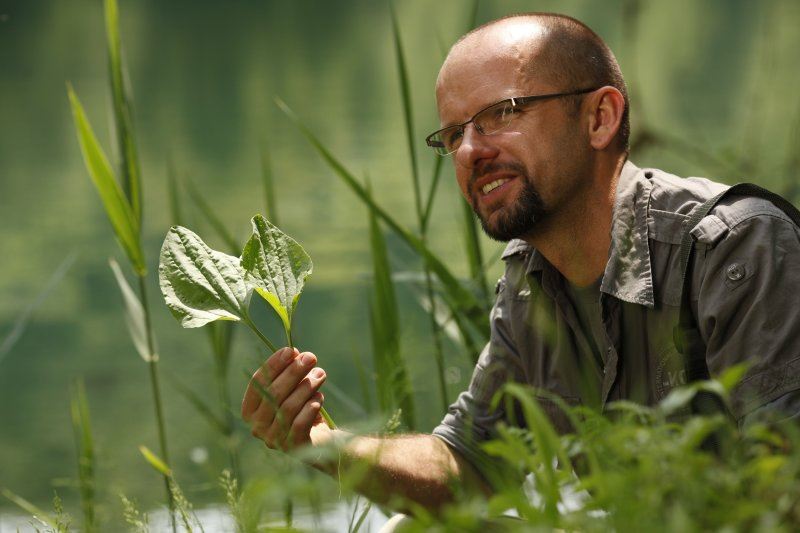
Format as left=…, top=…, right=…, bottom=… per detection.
left=425, top=87, right=599, bottom=156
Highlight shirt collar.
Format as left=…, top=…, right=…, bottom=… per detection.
left=601, top=159, right=655, bottom=307
left=499, top=159, right=655, bottom=307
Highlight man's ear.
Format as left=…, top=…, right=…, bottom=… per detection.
left=587, top=87, right=625, bottom=150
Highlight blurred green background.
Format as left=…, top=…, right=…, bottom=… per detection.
left=1, top=0, right=799, bottom=526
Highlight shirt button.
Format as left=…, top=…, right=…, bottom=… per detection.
left=726, top=263, right=745, bottom=281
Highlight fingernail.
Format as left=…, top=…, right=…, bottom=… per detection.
left=311, top=367, right=325, bottom=379
left=301, top=353, right=315, bottom=366
left=281, top=348, right=294, bottom=363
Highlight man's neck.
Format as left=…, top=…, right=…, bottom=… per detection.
left=523, top=155, right=626, bottom=287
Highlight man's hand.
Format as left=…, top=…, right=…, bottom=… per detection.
left=241, top=347, right=329, bottom=450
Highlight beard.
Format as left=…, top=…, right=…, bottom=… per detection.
left=470, top=165, right=547, bottom=242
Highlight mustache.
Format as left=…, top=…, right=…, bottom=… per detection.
left=469, top=162, right=528, bottom=189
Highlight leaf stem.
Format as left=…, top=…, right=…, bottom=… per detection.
left=245, top=318, right=336, bottom=428
left=242, top=316, right=278, bottom=353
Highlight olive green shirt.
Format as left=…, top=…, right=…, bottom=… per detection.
left=433, top=160, right=800, bottom=477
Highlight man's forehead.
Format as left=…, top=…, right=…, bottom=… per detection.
left=437, top=19, right=548, bottom=92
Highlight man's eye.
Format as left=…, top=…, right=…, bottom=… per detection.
left=443, top=128, right=463, bottom=146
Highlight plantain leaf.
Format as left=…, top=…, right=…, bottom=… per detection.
left=158, top=225, right=250, bottom=328
left=109, top=258, right=154, bottom=361
left=67, top=85, right=145, bottom=275
left=240, top=214, right=312, bottom=336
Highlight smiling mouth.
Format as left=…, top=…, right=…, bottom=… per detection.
left=481, top=178, right=512, bottom=195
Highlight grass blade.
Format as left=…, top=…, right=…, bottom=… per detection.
left=105, top=0, right=141, bottom=225
left=185, top=178, right=241, bottom=256
left=421, top=155, right=444, bottom=233
left=139, top=445, right=172, bottom=477
left=460, top=198, right=490, bottom=303
left=1, top=488, right=61, bottom=530
left=389, top=3, right=422, bottom=219
left=0, top=252, right=76, bottom=365
left=367, top=181, right=415, bottom=429
left=109, top=258, right=154, bottom=362
left=351, top=344, right=373, bottom=415
left=67, top=85, right=145, bottom=275
left=70, top=379, right=97, bottom=533
left=259, top=139, right=280, bottom=226
left=276, top=98, right=489, bottom=339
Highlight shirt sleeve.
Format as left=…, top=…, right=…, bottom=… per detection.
left=432, top=274, right=527, bottom=487
left=694, top=205, right=800, bottom=421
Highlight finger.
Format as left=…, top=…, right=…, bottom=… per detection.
left=261, top=351, right=318, bottom=409
left=242, top=347, right=297, bottom=419
left=265, top=367, right=326, bottom=445
left=287, top=392, right=324, bottom=448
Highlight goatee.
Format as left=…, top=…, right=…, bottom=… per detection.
left=472, top=178, right=546, bottom=242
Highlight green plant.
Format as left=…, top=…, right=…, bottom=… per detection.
left=67, top=0, right=175, bottom=525
left=158, top=215, right=335, bottom=428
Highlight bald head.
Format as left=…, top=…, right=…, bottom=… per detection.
left=438, top=13, right=630, bottom=151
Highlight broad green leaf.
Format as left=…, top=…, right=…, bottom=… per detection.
left=105, top=0, right=141, bottom=226
left=139, top=445, right=172, bottom=476
left=109, top=258, right=154, bottom=361
left=276, top=98, right=490, bottom=339
left=158, top=225, right=250, bottom=328
left=68, top=85, right=145, bottom=275
left=240, top=214, right=312, bottom=335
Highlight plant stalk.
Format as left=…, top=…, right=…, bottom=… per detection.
left=244, top=317, right=336, bottom=428
left=136, top=274, right=177, bottom=533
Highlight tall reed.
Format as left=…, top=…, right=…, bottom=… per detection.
left=67, top=0, right=175, bottom=527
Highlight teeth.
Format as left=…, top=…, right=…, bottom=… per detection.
left=482, top=178, right=509, bottom=194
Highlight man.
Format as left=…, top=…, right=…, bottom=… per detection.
left=241, top=12, right=800, bottom=514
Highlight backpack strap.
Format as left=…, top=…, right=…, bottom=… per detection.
left=673, top=183, right=800, bottom=411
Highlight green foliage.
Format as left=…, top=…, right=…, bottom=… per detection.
left=366, top=182, right=415, bottom=430
left=159, top=218, right=339, bottom=426
left=109, top=258, right=153, bottom=362
left=104, top=0, right=141, bottom=226
left=158, top=225, right=252, bottom=329
left=67, top=85, right=145, bottom=275
left=241, top=214, right=313, bottom=343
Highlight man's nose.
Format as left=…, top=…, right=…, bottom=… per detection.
left=454, top=123, right=498, bottom=169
